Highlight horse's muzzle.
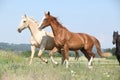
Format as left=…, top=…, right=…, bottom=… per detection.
left=17, top=28, right=21, bottom=33
left=38, top=26, right=43, bottom=31
left=112, top=41, right=115, bottom=45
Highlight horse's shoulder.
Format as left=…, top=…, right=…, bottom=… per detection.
left=30, top=36, right=35, bottom=41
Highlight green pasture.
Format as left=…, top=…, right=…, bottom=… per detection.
left=0, top=50, right=120, bottom=80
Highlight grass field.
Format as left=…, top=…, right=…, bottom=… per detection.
left=0, top=50, right=120, bottom=80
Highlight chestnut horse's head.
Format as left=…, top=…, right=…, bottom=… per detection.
left=113, top=31, right=119, bottom=44
left=38, top=11, right=53, bottom=30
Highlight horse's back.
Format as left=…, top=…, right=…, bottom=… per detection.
left=78, top=33, right=95, bottom=49
left=78, top=33, right=94, bottom=41
left=46, top=32, right=54, bottom=37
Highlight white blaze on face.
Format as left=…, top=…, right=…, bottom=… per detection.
left=38, top=15, right=45, bottom=28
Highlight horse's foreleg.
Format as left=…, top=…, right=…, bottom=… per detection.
left=64, top=45, right=69, bottom=68
left=61, top=49, right=65, bottom=65
left=116, top=55, right=120, bottom=66
left=38, top=46, right=48, bottom=63
left=29, top=45, right=36, bottom=65
left=49, top=47, right=58, bottom=64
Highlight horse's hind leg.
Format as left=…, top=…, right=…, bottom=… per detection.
left=87, top=50, right=95, bottom=68
left=81, top=48, right=95, bottom=68
left=81, top=49, right=91, bottom=61
left=75, top=50, right=79, bottom=61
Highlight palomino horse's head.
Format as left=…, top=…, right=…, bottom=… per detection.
left=18, top=14, right=29, bottom=33
left=38, top=11, right=53, bottom=30
left=113, top=31, right=119, bottom=44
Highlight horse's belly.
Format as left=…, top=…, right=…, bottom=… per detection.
left=68, top=42, right=84, bottom=50
left=31, top=41, right=40, bottom=48
left=45, top=38, right=55, bottom=50
left=55, top=41, right=64, bottom=48
left=45, top=43, right=55, bottom=50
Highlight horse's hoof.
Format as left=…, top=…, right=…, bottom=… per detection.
left=88, top=66, right=93, bottom=69
left=45, top=61, right=48, bottom=64
left=54, top=62, right=59, bottom=65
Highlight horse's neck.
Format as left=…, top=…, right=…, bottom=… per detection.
left=50, top=20, right=68, bottom=36
left=28, top=19, right=46, bottom=44
left=28, top=19, right=39, bottom=36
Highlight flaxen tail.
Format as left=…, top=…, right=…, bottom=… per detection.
left=92, top=36, right=112, bottom=57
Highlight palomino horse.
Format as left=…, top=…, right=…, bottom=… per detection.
left=38, top=11, right=112, bottom=68
left=17, top=15, right=79, bottom=65
left=112, top=31, right=120, bottom=65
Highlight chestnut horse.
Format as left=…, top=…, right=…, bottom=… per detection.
left=38, top=11, right=112, bottom=68
left=17, top=15, right=79, bottom=65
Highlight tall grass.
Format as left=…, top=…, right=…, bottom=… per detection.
left=0, top=50, right=120, bottom=80
left=20, top=50, right=62, bottom=58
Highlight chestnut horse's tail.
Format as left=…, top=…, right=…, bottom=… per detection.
left=92, top=36, right=112, bottom=57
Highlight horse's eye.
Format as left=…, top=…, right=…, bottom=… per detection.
left=44, top=19, right=48, bottom=22
left=23, top=21, right=26, bottom=23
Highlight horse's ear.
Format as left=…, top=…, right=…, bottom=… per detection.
left=24, top=14, right=27, bottom=18
left=116, top=31, right=118, bottom=34
left=45, top=11, right=50, bottom=17
left=47, top=11, right=50, bottom=16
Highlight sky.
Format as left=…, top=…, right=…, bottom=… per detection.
left=0, top=0, right=120, bottom=48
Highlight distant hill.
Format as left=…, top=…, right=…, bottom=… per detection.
left=0, top=42, right=30, bottom=51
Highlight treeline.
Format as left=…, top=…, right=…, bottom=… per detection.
left=0, top=42, right=30, bottom=51
left=0, top=42, right=115, bottom=57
